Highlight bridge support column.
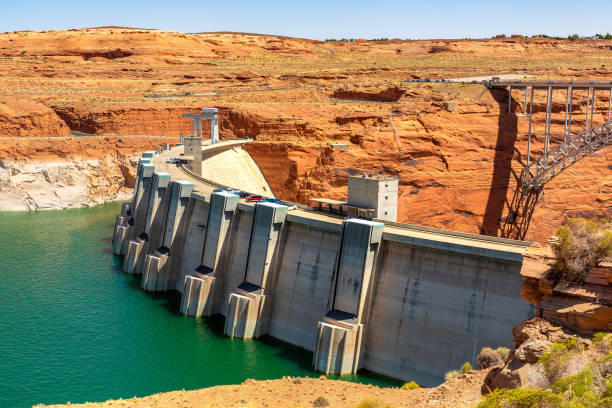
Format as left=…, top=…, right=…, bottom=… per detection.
left=313, top=219, right=383, bottom=375
left=180, top=191, right=238, bottom=317
left=142, top=181, right=194, bottom=291
left=224, top=202, right=288, bottom=339
left=124, top=172, right=171, bottom=274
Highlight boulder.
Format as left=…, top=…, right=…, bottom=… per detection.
left=514, top=338, right=552, bottom=364
left=482, top=359, right=527, bottom=393
left=512, top=317, right=572, bottom=347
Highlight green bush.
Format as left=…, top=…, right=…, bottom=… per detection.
left=565, top=336, right=578, bottom=350
left=551, top=218, right=612, bottom=283
left=401, top=381, right=420, bottom=389
left=496, top=347, right=511, bottom=359
left=593, top=332, right=610, bottom=344
left=478, top=388, right=561, bottom=408
left=483, top=333, right=612, bottom=408
left=461, top=362, right=473, bottom=374
left=551, top=369, right=595, bottom=399
left=604, top=376, right=612, bottom=398
left=354, top=400, right=390, bottom=408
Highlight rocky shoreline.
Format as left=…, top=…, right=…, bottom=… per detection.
left=0, top=156, right=136, bottom=211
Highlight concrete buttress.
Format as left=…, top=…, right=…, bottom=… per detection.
left=122, top=163, right=155, bottom=267
left=113, top=158, right=150, bottom=255
left=112, top=202, right=131, bottom=255
left=124, top=172, right=171, bottom=274
left=313, top=218, right=383, bottom=376
left=224, top=202, right=288, bottom=339
left=180, top=191, right=238, bottom=317
left=142, top=180, right=194, bottom=291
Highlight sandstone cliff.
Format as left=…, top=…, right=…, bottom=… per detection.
left=0, top=28, right=611, bottom=240
left=521, top=243, right=612, bottom=332
left=0, top=101, right=70, bottom=137
left=0, top=157, right=134, bottom=210
left=0, top=136, right=176, bottom=210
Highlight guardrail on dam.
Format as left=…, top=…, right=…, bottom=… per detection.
left=112, top=149, right=534, bottom=385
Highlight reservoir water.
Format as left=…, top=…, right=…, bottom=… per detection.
left=0, top=203, right=398, bottom=408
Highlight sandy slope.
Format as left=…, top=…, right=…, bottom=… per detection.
left=43, top=369, right=490, bottom=408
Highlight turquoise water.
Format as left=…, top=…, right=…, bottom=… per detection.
left=0, top=203, right=399, bottom=408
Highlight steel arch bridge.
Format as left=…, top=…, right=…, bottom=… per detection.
left=488, top=80, right=612, bottom=240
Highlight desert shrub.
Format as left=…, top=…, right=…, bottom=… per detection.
left=604, top=376, right=612, bottom=397
left=428, top=45, right=453, bottom=53
left=478, top=388, right=561, bottom=408
left=565, top=336, right=578, bottom=350
left=496, top=347, right=511, bottom=360
left=461, top=362, right=473, bottom=374
left=444, top=369, right=460, bottom=380
left=479, top=373, right=612, bottom=407
left=354, top=400, right=390, bottom=408
left=551, top=369, right=596, bottom=399
left=594, top=333, right=608, bottom=343
left=482, top=336, right=612, bottom=408
left=478, top=347, right=511, bottom=369
left=313, top=396, right=329, bottom=407
left=593, top=332, right=610, bottom=344
left=478, top=348, right=501, bottom=369
left=538, top=342, right=572, bottom=382
left=593, top=333, right=612, bottom=356
left=551, top=218, right=612, bottom=283
left=401, top=381, right=420, bottom=389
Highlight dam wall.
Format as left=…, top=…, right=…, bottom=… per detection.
left=112, top=151, right=533, bottom=385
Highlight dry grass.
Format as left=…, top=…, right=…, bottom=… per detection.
left=477, top=347, right=510, bottom=369
left=552, top=218, right=612, bottom=283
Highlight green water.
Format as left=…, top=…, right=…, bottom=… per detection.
left=0, top=203, right=398, bottom=407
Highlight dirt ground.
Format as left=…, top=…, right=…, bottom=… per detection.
left=43, top=369, right=491, bottom=408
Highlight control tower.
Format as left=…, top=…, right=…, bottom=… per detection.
left=181, top=108, right=219, bottom=174
left=347, top=174, right=398, bottom=222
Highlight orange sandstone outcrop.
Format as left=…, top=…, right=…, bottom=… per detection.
left=0, top=28, right=610, bottom=240
left=520, top=243, right=612, bottom=332
left=0, top=136, right=176, bottom=210
left=0, top=101, right=70, bottom=137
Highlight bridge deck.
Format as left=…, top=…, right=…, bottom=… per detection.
left=489, top=80, right=612, bottom=90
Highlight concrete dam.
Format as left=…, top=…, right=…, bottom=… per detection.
left=112, top=119, right=534, bottom=384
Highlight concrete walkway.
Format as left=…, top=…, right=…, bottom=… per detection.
left=151, top=140, right=529, bottom=260
left=152, top=140, right=272, bottom=197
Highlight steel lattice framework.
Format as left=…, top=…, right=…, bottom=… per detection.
left=488, top=80, right=612, bottom=239
left=524, top=120, right=612, bottom=190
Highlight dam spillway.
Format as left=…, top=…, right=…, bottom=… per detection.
left=112, top=143, right=534, bottom=384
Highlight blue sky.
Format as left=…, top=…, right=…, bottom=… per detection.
left=2, top=0, right=612, bottom=40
